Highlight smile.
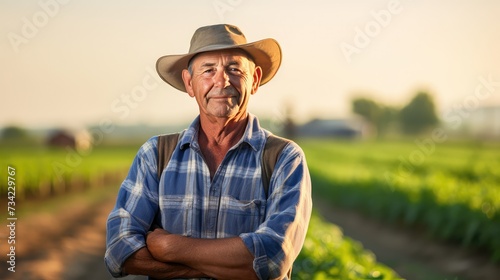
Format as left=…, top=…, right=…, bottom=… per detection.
left=208, top=96, right=236, bottom=100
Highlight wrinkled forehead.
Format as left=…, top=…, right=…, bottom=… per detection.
left=188, top=48, right=255, bottom=68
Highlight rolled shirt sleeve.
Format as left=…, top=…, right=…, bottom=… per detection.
left=240, top=142, right=313, bottom=280
left=105, top=138, right=160, bottom=277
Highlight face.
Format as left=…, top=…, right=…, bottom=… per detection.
left=182, top=49, right=262, bottom=121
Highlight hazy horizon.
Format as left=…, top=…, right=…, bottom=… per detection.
left=2, top=0, right=499, bottom=130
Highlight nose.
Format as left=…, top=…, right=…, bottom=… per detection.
left=213, top=68, right=230, bottom=88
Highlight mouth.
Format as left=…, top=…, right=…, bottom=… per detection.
left=206, top=90, right=238, bottom=101
left=209, top=95, right=235, bottom=99
left=207, top=96, right=237, bottom=105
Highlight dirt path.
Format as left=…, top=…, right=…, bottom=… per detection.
left=314, top=198, right=500, bottom=280
left=0, top=188, right=117, bottom=280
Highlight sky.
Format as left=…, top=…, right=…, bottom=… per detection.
left=1, top=0, right=499, bottom=130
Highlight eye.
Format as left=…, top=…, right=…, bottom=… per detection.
left=229, top=67, right=242, bottom=73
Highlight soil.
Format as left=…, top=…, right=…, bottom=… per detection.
left=1, top=192, right=499, bottom=280
left=0, top=189, right=117, bottom=280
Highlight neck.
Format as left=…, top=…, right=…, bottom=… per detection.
left=197, top=113, right=249, bottom=179
left=199, top=113, right=248, bottom=146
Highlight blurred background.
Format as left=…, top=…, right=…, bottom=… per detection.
left=1, top=1, right=499, bottom=279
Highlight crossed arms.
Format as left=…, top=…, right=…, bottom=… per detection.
left=123, top=229, right=257, bottom=279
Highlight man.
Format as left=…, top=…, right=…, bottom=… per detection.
left=105, top=24, right=312, bottom=280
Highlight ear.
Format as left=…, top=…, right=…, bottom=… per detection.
left=251, top=66, right=263, bottom=95
left=182, top=69, right=195, bottom=97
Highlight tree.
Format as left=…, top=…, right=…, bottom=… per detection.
left=352, top=97, right=396, bottom=136
left=282, top=102, right=297, bottom=140
left=399, top=92, right=439, bottom=134
left=1, top=125, right=28, bottom=140
left=352, top=98, right=380, bottom=123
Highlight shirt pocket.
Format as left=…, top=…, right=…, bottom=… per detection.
left=160, top=195, right=193, bottom=237
left=219, top=196, right=266, bottom=235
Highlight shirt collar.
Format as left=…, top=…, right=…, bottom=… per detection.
left=179, top=113, right=268, bottom=152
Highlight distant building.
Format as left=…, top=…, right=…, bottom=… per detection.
left=46, top=129, right=92, bottom=150
left=47, top=130, right=75, bottom=148
left=297, top=118, right=370, bottom=138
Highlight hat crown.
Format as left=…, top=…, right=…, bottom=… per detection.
left=189, top=24, right=248, bottom=53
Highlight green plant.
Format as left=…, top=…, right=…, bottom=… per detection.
left=293, top=211, right=400, bottom=279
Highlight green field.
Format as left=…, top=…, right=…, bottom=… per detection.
left=3, top=138, right=499, bottom=276
left=299, top=138, right=500, bottom=261
left=2, top=141, right=401, bottom=278
left=0, top=145, right=137, bottom=198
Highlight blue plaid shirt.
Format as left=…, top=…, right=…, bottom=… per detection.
left=105, top=114, right=312, bottom=279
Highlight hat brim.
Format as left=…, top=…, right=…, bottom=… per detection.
left=156, top=38, right=282, bottom=92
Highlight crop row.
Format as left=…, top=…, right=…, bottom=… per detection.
left=293, top=211, right=400, bottom=279
left=0, top=145, right=137, bottom=199
left=300, top=139, right=500, bottom=261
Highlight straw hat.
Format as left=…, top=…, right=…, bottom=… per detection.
left=156, top=24, right=282, bottom=92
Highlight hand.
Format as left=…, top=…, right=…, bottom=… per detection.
left=146, top=228, right=172, bottom=261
